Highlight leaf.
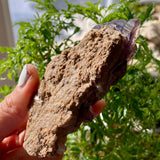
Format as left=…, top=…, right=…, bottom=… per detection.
left=139, top=3, right=155, bottom=24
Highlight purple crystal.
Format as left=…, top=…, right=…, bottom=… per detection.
left=94, top=19, right=141, bottom=61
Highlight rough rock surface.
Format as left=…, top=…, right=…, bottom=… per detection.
left=23, top=19, right=140, bottom=158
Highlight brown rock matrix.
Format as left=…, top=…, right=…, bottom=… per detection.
left=23, top=19, right=140, bottom=158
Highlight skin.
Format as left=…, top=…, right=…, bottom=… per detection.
left=0, top=64, right=106, bottom=160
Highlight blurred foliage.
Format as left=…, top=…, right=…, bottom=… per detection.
left=0, top=0, right=160, bottom=159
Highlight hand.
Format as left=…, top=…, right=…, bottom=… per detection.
left=0, top=64, right=105, bottom=160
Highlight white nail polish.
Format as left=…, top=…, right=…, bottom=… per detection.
left=18, top=65, right=29, bottom=86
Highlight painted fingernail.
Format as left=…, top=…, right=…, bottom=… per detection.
left=18, top=65, right=29, bottom=86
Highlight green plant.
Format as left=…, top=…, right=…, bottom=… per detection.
left=0, top=0, right=160, bottom=159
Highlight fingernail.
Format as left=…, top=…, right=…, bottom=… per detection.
left=18, top=65, right=29, bottom=86
left=19, top=130, right=25, bottom=145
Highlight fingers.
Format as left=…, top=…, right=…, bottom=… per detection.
left=91, top=99, right=106, bottom=117
left=0, top=130, right=25, bottom=155
left=0, top=64, right=39, bottom=141
left=2, top=148, right=63, bottom=160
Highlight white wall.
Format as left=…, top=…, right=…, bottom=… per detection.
left=0, top=0, right=14, bottom=48
left=0, top=0, right=15, bottom=95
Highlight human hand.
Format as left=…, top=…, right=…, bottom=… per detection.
left=0, top=64, right=105, bottom=160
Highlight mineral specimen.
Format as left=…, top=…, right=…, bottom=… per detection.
left=23, top=19, right=140, bottom=158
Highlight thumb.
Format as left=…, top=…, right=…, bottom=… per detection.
left=0, top=64, right=39, bottom=141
